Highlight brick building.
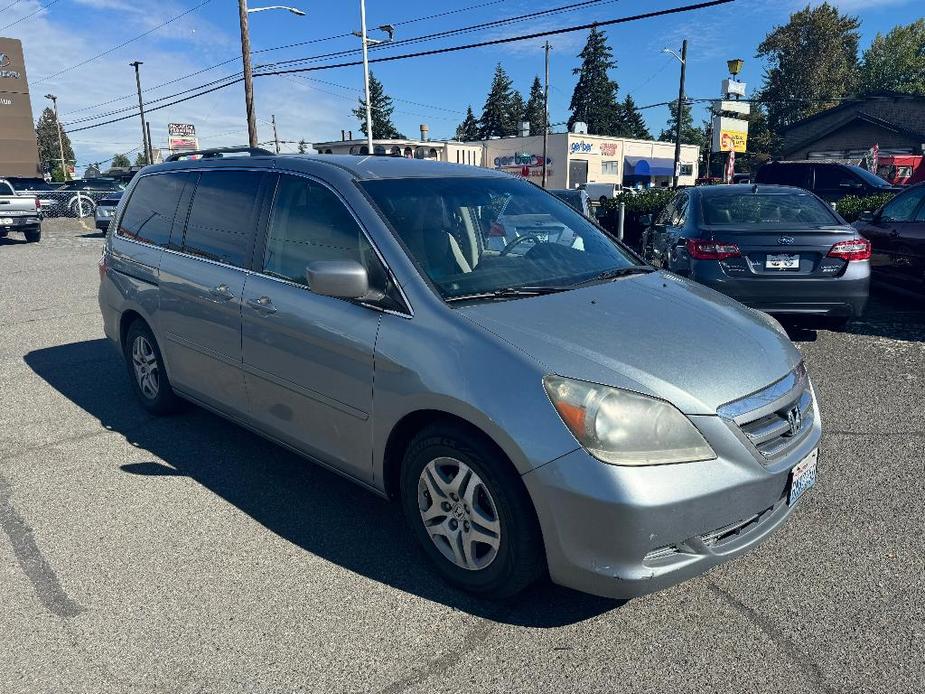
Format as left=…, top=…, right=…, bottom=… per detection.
left=780, top=93, right=925, bottom=161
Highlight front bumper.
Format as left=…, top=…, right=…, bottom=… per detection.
left=523, top=406, right=822, bottom=600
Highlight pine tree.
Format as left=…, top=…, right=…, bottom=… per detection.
left=508, top=91, right=526, bottom=133
left=134, top=152, right=147, bottom=167
left=618, top=95, right=651, bottom=140
left=524, top=76, right=547, bottom=137
left=455, top=106, right=480, bottom=141
left=111, top=153, right=131, bottom=168
left=352, top=72, right=404, bottom=139
left=567, top=27, right=621, bottom=135
left=297, top=139, right=307, bottom=153
left=479, top=64, right=516, bottom=138
left=658, top=99, right=705, bottom=148
left=35, top=107, right=75, bottom=173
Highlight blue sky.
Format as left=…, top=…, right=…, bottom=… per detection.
left=4, top=0, right=922, bottom=171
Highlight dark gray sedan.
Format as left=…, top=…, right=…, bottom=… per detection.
left=642, top=184, right=870, bottom=325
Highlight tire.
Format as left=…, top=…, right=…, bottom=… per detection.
left=124, top=320, right=181, bottom=415
left=24, top=228, right=41, bottom=243
left=399, top=423, right=544, bottom=598
left=69, top=198, right=96, bottom=218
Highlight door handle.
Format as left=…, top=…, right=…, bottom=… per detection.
left=208, top=283, right=235, bottom=302
left=246, top=295, right=277, bottom=315
left=889, top=229, right=899, bottom=238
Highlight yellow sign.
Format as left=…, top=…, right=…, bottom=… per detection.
left=719, top=128, right=748, bottom=153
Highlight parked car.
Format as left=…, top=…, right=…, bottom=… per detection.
left=0, top=176, right=58, bottom=209
left=641, top=184, right=870, bottom=326
left=550, top=188, right=593, bottom=218
left=99, top=148, right=820, bottom=600
left=756, top=161, right=899, bottom=202
left=43, top=177, right=125, bottom=217
left=578, top=182, right=621, bottom=205
left=94, top=191, right=123, bottom=233
left=0, top=181, right=42, bottom=242
left=853, top=181, right=925, bottom=296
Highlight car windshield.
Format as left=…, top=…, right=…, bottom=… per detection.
left=849, top=165, right=892, bottom=188
left=361, top=177, right=638, bottom=300
left=702, top=192, right=839, bottom=226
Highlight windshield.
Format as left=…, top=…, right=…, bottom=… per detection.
left=849, top=165, right=892, bottom=188
left=361, top=177, right=638, bottom=300
left=702, top=192, right=840, bottom=226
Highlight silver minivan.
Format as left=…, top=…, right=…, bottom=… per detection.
left=98, top=148, right=821, bottom=600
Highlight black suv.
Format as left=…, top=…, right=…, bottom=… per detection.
left=756, top=161, right=898, bottom=202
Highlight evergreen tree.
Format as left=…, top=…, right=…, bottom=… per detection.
left=524, top=76, right=547, bottom=137
left=479, top=64, right=516, bottom=138
left=297, top=139, right=307, bottom=153
left=134, top=152, right=147, bottom=167
left=111, top=153, right=131, bottom=168
left=619, top=95, right=651, bottom=139
left=35, top=107, right=74, bottom=174
left=658, top=99, right=706, bottom=148
left=352, top=72, right=404, bottom=139
left=756, top=3, right=860, bottom=134
left=508, top=91, right=526, bottom=133
left=567, top=27, right=621, bottom=135
left=858, top=19, right=925, bottom=96
left=455, top=106, right=480, bottom=141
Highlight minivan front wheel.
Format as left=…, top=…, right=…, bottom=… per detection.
left=124, top=321, right=180, bottom=415
left=400, top=424, right=544, bottom=598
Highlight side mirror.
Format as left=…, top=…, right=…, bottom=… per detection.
left=306, top=260, right=369, bottom=299
left=639, top=214, right=653, bottom=227
left=858, top=210, right=875, bottom=223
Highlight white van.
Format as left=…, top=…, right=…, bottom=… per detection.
left=579, top=182, right=621, bottom=205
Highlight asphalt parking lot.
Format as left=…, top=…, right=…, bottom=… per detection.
left=1, top=220, right=923, bottom=694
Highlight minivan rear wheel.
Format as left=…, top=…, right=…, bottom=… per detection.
left=124, top=321, right=180, bottom=415
left=399, top=424, right=544, bottom=598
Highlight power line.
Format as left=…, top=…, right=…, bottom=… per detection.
left=33, top=0, right=214, bottom=85
left=0, top=0, right=61, bottom=32
left=0, top=0, right=27, bottom=14
left=65, top=0, right=735, bottom=134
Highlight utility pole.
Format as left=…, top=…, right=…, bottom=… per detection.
left=271, top=114, right=280, bottom=153
left=44, top=94, right=68, bottom=181
left=130, top=62, right=150, bottom=165
left=359, top=0, right=374, bottom=155
left=146, top=122, right=154, bottom=164
left=542, top=40, right=551, bottom=189
left=671, top=39, right=688, bottom=189
left=238, top=0, right=258, bottom=148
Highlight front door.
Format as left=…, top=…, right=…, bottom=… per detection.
left=569, top=159, right=588, bottom=189
left=863, top=186, right=925, bottom=289
left=242, top=174, right=384, bottom=482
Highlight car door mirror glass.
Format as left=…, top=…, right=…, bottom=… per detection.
left=306, top=260, right=369, bottom=299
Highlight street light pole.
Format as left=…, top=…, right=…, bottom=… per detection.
left=359, top=0, right=374, bottom=155
left=542, top=40, right=551, bottom=189
left=671, top=40, right=687, bottom=189
left=237, top=0, right=258, bottom=148
left=44, top=94, right=68, bottom=181
left=129, top=61, right=150, bottom=165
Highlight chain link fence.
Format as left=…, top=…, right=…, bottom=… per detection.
left=38, top=190, right=115, bottom=219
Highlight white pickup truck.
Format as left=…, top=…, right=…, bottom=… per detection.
left=0, top=179, right=42, bottom=242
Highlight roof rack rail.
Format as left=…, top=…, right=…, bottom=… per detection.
left=164, top=146, right=274, bottom=162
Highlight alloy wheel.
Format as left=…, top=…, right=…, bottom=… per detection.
left=131, top=335, right=160, bottom=400
left=417, top=457, right=501, bottom=571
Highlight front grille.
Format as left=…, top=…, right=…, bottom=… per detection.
left=701, top=503, right=775, bottom=548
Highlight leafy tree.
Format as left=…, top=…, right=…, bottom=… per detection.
left=111, top=153, right=131, bottom=168
left=35, top=107, right=74, bottom=174
left=455, top=106, right=480, bottom=141
left=859, top=19, right=925, bottom=96
left=524, top=76, right=548, bottom=137
left=567, top=26, right=621, bottom=135
left=352, top=72, right=404, bottom=139
left=744, top=105, right=778, bottom=163
left=479, top=64, right=516, bottom=138
left=618, top=95, right=651, bottom=139
left=658, top=99, right=706, bottom=147
left=297, top=138, right=307, bottom=153
left=756, top=3, right=860, bottom=134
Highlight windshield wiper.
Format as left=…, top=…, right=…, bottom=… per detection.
left=567, top=265, right=655, bottom=288
left=445, top=286, right=568, bottom=303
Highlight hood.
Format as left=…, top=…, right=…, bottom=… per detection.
left=458, top=272, right=800, bottom=415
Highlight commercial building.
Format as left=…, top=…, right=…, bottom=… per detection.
left=314, top=128, right=699, bottom=189
left=780, top=93, right=925, bottom=161
left=0, top=37, right=41, bottom=177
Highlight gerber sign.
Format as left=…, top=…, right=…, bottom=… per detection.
left=0, top=37, right=41, bottom=177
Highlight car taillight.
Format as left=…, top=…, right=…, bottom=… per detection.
left=686, top=238, right=741, bottom=260
left=828, top=238, right=871, bottom=261
left=489, top=222, right=506, bottom=237
left=34, top=197, right=41, bottom=210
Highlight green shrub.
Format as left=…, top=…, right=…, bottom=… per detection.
left=598, top=188, right=676, bottom=251
left=835, top=193, right=895, bottom=222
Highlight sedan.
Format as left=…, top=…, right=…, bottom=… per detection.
left=641, top=184, right=870, bottom=326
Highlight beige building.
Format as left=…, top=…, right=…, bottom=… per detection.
left=313, top=136, right=483, bottom=166
left=0, top=37, right=41, bottom=177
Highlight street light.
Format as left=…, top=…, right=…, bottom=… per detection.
left=44, top=94, right=68, bottom=181
left=353, top=1, right=394, bottom=156
left=237, top=1, right=306, bottom=148
left=662, top=41, right=688, bottom=189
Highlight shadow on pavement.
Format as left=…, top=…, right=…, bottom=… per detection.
left=24, top=339, right=621, bottom=627
left=0, top=236, right=31, bottom=246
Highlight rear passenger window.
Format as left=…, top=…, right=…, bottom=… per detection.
left=118, top=173, right=190, bottom=246
left=183, top=170, right=262, bottom=267
left=264, top=175, right=380, bottom=288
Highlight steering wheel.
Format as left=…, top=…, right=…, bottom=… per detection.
left=500, top=233, right=543, bottom=256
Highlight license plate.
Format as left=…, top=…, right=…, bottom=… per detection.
left=0, top=218, right=12, bottom=225
left=767, top=253, right=799, bottom=269
left=788, top=448, right=818, bottom=506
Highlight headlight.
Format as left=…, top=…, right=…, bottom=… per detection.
left=543, top=375, right=715, bottom=466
